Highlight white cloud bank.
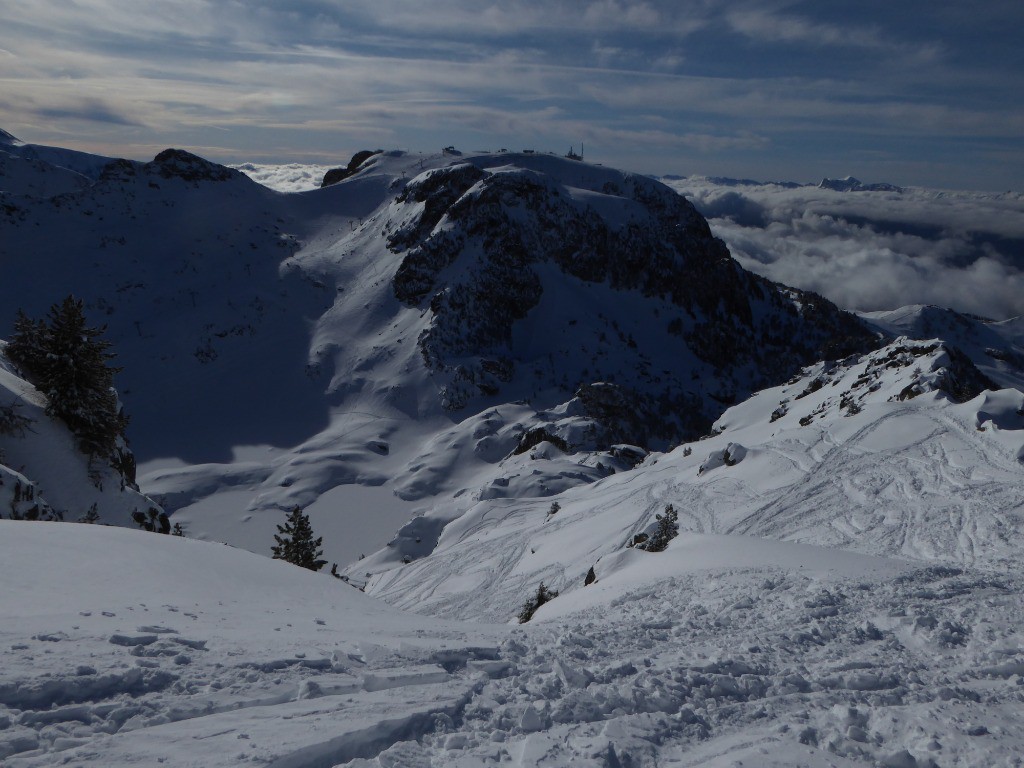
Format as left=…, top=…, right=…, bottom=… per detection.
left=231, top=162, right=332, bottom=193
left=666, top=177, right=1024, bottom=320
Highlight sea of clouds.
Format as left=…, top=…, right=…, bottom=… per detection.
left=231, top=162, right=332, bottom=194
left=667, top=177, right=1024, bottom=320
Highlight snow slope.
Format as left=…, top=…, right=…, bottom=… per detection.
left=362, top=337, right=1024, bottom=619
left=0, top=129, right=116, bottom=182
left=4, top=510, right=1023, bottom=767
left=862, top=305, right=1024, bottom=391
left=0, top=521, right=503, bottom=767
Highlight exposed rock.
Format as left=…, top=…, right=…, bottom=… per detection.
left=320, top=149, right=382, bottom=187
left=145, top=149, right=237, bottom=183
left=385, top=159, right=878, bottom=444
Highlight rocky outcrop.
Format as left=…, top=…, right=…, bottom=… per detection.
left=321, top=150, right=382, bottom=187
left=384, top=158, right=878, bottom=443
left=145, top=149, right=237, bottom=183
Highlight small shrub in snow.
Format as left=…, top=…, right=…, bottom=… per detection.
left=518, top=582, right=558, bottom=623
left=133, top=507, right=170, bottom=534
left=6, top=477, right=62, bottom=521
left=637, top=505, right=679, bottom=553
left=272, top=506, right=327, bottom=572
left=78, top=504, right=100, bottom=524
left=0, top=402, right=33, bottom=437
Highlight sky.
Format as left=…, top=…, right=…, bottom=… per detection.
left=1, top=1, right=1023, bottom=191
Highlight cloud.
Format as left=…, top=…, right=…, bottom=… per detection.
left=0, top=0, right=1022, bottom=190
left=232, top=162, right=332, bottom=192
left=722, top=4, right=946, bottom=68
left=32, top=98, right=143, bottom=127
left=668, top=177, right=1024, bottom=319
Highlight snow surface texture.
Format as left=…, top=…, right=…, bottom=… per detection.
left=362, top=339, right=1024, bottom=617
left=3, top=516, right=1024, bottom=767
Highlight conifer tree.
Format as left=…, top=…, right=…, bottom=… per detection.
left=5, top=310, right=48, bottom=381
left=6, top=297, right=128, bottom=464
left=78, top=503, right=101, bottom=524
left=271, top=506, right=327, bottom=571
left=517, top=582, right=558, bottom=623
left=640, top=504, right=679, bottom=552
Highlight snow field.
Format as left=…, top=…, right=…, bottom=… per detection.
left=4, top=521, right=1023, bottom=766
left=0, top=522, right=504, bottom=766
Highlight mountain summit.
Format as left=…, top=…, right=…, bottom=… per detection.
left=376, top=154, right=874, bottom=442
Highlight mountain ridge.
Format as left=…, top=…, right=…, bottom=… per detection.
left=2, top=136, right=1020, bottom=571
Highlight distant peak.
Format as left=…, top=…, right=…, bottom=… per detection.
left=146, top=148, right=236, bottom=182
left=0, top=128, right=19, bottom=144
left=819, top=176, right=903, bottom=193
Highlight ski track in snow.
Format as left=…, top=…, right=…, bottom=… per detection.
left=729, top=405, right=1024, bottom=565
left=4, top=522, right=1024, bottom=767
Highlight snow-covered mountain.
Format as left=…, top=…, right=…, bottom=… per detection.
left=3, top=133, right=1024, bottom=766
left=360, top=336, right=1023, bottom=615
left=1, top=139, right=878, bottom=564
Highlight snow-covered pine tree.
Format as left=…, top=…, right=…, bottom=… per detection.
left=132, top=507, right=171, bottom=534
left=6, top=297, right=128, bottom=465
left=78, top=503, right=101, bottom=524
left=42, top=297, right=127, bottom=460
left=271, top=506, right=327, bottom=571
left=5, top=310, right=48, bottom=380
left=640, top=504, right=679, bottom=552
left=517, top=582, right=558, bottom=623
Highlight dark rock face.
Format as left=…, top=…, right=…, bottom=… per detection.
left=386, top=157, right=879, bottom=443
left=146, top=149, right=236, bottom=183
left=321, top=150, right=382, bottom=188
left=574, top=382, right=674, bottom=448
left=98, top=158, right=141, bottom=183
left=896, top=344, right=997, bottom=403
